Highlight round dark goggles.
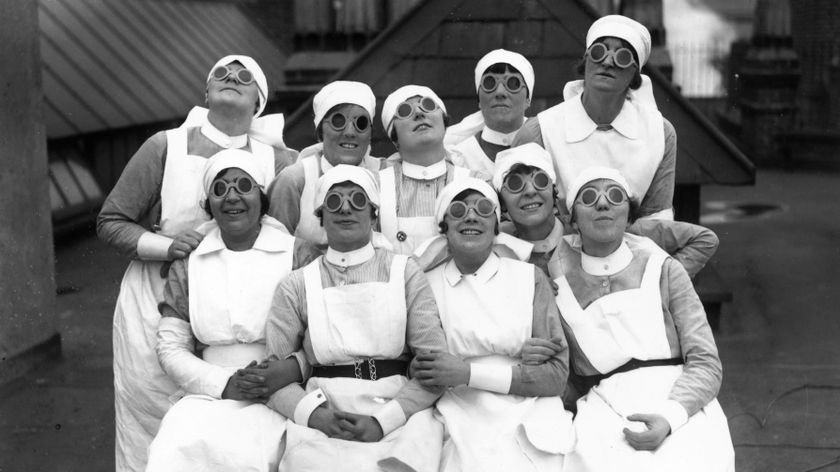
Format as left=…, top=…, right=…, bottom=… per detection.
left=586, top=43, right=637, bottom=69
left=211, top=65, right=255, bottom=85
left=446, top=198, right=496, bottom=220
left=503, top=170, right=552, bottom=194
left=480, top=74, right=525, bottom=94
left=211, top=176, right=257, bottom=198
left=394, top=97, right=439, bottom=120
left=325, top=112, right=370, bottom=133
left=576, top=185, right=627, bottom=207
left=323, top=190, right=370, bottom=213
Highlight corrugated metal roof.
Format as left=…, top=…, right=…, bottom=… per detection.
left=40, top=0, right=287, bottom=139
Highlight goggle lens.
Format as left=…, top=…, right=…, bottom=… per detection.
left=577, top=186, right=627, bottom=206
left=446, top=198, right=496, bottom=220
left=395, top=97, right=439, bottom=120
left=327, top=113, right=371, bottom=133
left=587, top=43, right=637, bottom=69
left=211, top=177, right=256, bottom=198
left=480, top=74, right=525, bottom=94
left=324, top=190, right=370, bottom=212
left=503, top=170, right=552, bottom=193
left=211, top=66, right=255, bottom=85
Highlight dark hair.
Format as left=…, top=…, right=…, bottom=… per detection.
left=481, top=63, right=529, bottom=97
left=575, top=37, right=642, bottom=90
left=203, top=190, right=269, bottom=219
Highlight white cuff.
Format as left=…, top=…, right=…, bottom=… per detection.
left=372, top=400, right=407, bottom=436
left=638, top=208, right=674, bottom=221
left=137, top=232, right=174, bottom=260
left=293, top=388, right=327, bottom=426
left=657, top=400, right=689, bottom=433
left=468, top=363, right=512, bottom=394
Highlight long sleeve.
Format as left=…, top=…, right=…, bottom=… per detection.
left=97, top=131, right=168, bottom=258
left=510, top=267, right=569, bottom=397
left=272, top=148, right=298, bottom=177
left=267, top=162, right=306, bottom=234
left=157, top=317, right=236, bottom=398
left=511, top=116, right=544, bottom=147
left=628, top=219, right=719, bottom=278
left=158, top=258, right=190, bottom=321
left=661, top=258, right=722, bottom=418
left=638, top=119, right=676, bottom=220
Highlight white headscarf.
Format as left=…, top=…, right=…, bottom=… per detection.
left=586, top=15, right=652, bottom=68
left=474, top=49, right=535, bottom=99
left=315, top=164, right=381, bottom=211
left=207, top=55, right=269, bottom=117
left=564, top=166, right=633, bottom=212
left=492, top=143, right=556, bottom=191
left=434, top=177, right=501, bottom=225
left=381, top=85, right=447, bottom=137
left=202, top=148, right=269, bottom=199
left=312, top=81, right=376, bottom=127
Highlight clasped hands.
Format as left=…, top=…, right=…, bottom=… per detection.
left=308, top=406, right=384, bottom=442
left=222, top=355, right=298, bottom=403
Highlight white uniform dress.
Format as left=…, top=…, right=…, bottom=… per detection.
left=425, top=254, right=575, bottom=472
left=110, top=128, right=274, bottom=471
left=146, top=218, right=301, bottom=472
left=550, top=235, right=734, bottom=471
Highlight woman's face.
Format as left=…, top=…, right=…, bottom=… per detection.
left=444, top=191, right=496, bottom=259
left=206, top=61, right=260, bottom=116
left=571, top=178, right=629, bottom=247
left=321, top=183, right=374, bottom=252
left=583, top=37, right=637, bottom=95
left=321, top=104, right=372, bottom=167
left=208, top=168, right=262, bottom=238
left=478, top=66, right=530, bottom=133
left=499, top=167, right=555, bottom=229
left=392, top=96, right=446, bottom=150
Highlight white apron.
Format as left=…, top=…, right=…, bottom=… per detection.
left=279, top=255, right=443, bottom=472
left=427, top=257, right=575, bottom=472
left=112, top=128, right=275, bottom=472
left=537, top=92, right=665, bottom=205
left=553, top=248, right=734, bottom=472
left=146, top=219, right=294, bottom=472
left=451, top=135, right=495, bottom=175
left=379, top=165, right=471, bottom=255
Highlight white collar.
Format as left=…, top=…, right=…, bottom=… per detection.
left=193, top=216, right=294, bottom=256
left=443, top=252, right=501, bottom=286
left=481, top=125, right=520, bottom=146
left=401, top=159, right=447, bottom=180
left=325, top=242, right=375, bottom=268
left=528, top=218, right=564, bottom=254
left=319, top=155, right=334, bottom=174
left=580, top=240, right=633, bottom=276
left=564, top=93, right=639, bottom=143
left=201, top=120, right=249, bottom=149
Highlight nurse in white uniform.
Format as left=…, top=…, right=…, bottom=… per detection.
left=547, top=167, right=734, bottom=471
left=265, top=165, right=449, bottom=472
left=513, top=15, right=677, bottom=221
left=96, top=55, right=294, bottom=471
left=414, top=178, right=575, bottom=472
left=446, top=49, right=534, bottom=174
left=378, top=85, right=483, bottom=255
left=268, top=80, right=384, bottom=249
left=147, top=149, right=320, bottom=471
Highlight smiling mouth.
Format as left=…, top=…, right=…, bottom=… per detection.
left=459, top=228, right=483, bottom=235
left=339, top=143, right=358, bottom=149
left=223, top=209, right=246, bottom=215
left=413, top=123, right=431, bottom=131
left=520, top=202, right=542, bottom=211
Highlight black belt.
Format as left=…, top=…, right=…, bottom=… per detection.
left=579, top=358, right=683, bottom=392
left=312, top=359, right=408, bottom=381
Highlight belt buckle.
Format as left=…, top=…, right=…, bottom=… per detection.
left=353, top=359, right=377, bottom=380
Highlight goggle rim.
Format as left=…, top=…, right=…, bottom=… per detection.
left=479, top=74, right=526, bottom=94
left=323, top=190, right=370, bottom=213
left=576, top=185, right=628, bottom=207
left=211, top=66, right=256, bottom=85
left=394, top=97, right=439, bottom=120
left=502, top=170, right=553, bottom=194
left=446, top=198, right=497, bottom=220
left=210, top=176, right=258, bottom=198
left=586, top=43, right=638, bottom=69
left=325, top=112, right=371, bottom=133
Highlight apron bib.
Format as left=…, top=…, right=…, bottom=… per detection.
left=452, top=135, right=495, bottom=175
left=379, top=165, right=470, bottom=255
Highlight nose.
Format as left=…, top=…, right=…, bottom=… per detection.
left=338, top=199, right=353, bottom=214
left=594, top=193, right=610, bottom=210
left=602, top=52, right=616, bottom=68
left=224, top=188, right=241, bottom=202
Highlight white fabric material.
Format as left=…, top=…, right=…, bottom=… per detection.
left=315, top=164, right=380, bottom=210
left=382, top=85, right=447, bottom=135
left=201, top=148, right=270, bottom=198
left=137, top=232, right=174, bottom=261
left=474, top=48, right=535, bottom=99
left=492, top=142, right=556, bottom=192
left=660, top=399, right=691, bottom=432
left=444, top=110, right=485, bottom=147
left=467, top=363, right=512, bottom=394
left=374, top=400, right=409, bottom=437
left=207, top=55, right=269, bottom=116
left=293, top=388, right=328, bottom=426
left=402, top=159, right=447, bottom=180
left=580, top=240, right=634, bottom=276
left=295, top=155, right=328, bottom=246
left=159, top=127, right=213, bottom=236
left=181, top=106, right=287, bottom=148
left=586, top=14, right=652, bottom=67
left=433, top=177, right=500, bottom=225
left=312, top=80, right=376, bottom=127
left=426, top=255, right=574, bottom=471
left=481, top=126, right=519, bottom=146
left=201, top=119, right=248, bottom=148
left=536, top=88, right=665, bottom=206
left=449, top=135, right=493, bottom=174
left=325, top=242, right=375, bottom=267
left=562, top=75, right=659, bottom=117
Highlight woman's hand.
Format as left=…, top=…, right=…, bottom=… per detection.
left=413, top=351, right=469, bottom=388
left=221, top=372, right=266, bottom=402
left=623, top=413, right=671, bottom=450
left=167, top=229, right=204, bottom=260
left=334, top=412, right=384, bottom=442
left=520, top=337, right=565, bottom=365
left=308, top=406, right=355, bottom=440
left=237, top=357, right=302, bottom=396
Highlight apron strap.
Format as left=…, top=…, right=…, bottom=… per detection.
left=379, top=166, right=398, bottom=243
left=302, top=257, right=329, bottom=364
